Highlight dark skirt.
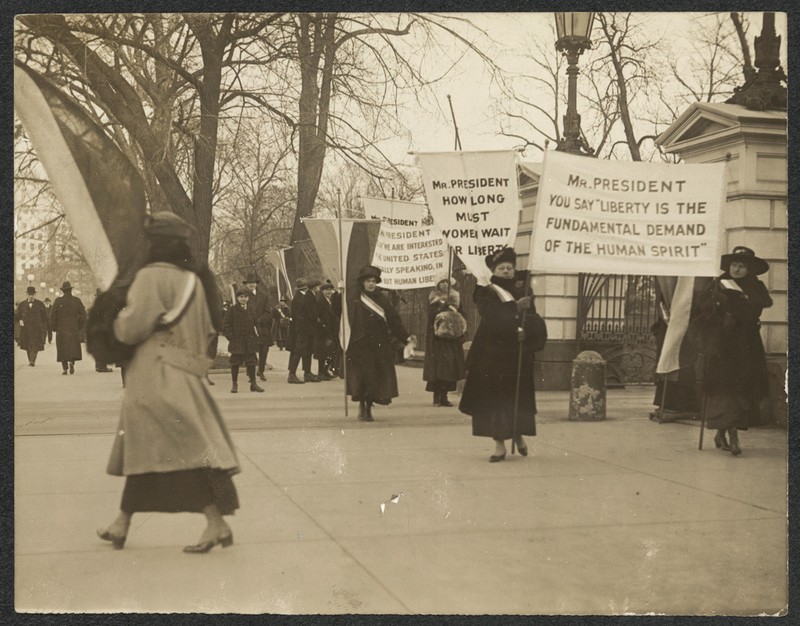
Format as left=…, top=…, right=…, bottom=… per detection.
left=704, top=393, right=751, bottom=430
left=472, top=408, right=536, bottom=441
left=425, top=380, right=457, bottom=393
left=121, top=468, right=239, bottom=515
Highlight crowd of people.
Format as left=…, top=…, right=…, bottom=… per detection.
left=16, top=211, right=773, bottom=553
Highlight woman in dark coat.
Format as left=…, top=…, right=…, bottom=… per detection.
left=423, top=276, right=467, bottom=407
left=15, top=286, right=49, bottom=366
left=459, top=248, right=545, bottom=462
left=50, top=281, right=86, bottom=374
left=272, top=297, right=291, bottom=350
left=314, top=280, right=339, bottom=380
left=694, top=246, right=772, bottom=456
left=223, top=288, right=264, bottom=393
left=346, top=265, right=412, bottom=421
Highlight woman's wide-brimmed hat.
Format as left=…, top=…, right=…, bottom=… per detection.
left=26, top=286, right=36, bottom=295
left=143, top=211, right=194, bottom=240
left=435, top=275, right=456, bottom=286
left=61, top=281, right=72, bottom=290
left=721, top=246, right=769, bottom=275
left=243, top=272, right=261, bottom=284
left=357, top=265, right=382, bottom=283
left=485, top=247, right=517, bottom=270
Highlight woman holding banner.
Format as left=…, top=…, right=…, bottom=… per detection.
left=346, top=265, right=413, bottom=421
left=423, top=276, right=467, bottom=407
left=459, top=247, right=545, bottom=462
left=694, top=246, right=772, bottom=456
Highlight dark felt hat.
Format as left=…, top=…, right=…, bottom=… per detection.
left=26, top=286, right=36, bottom=295
left=235, top=287, right=251, bottom=297
left=143, top=211, right=194, bottom=240
left=307, top=278, right=322, bottom=289
left=720, top=246, right=768, bottom=275
left=61, top=281, right=72, bottom=290
left=243, top=273, right=261, bottom=284
left=357, top=265, right=382, bottom=284
left=321, top=280, right=335, bottom=291
left=485, top=247, right=517, bottom=270
left=295, top=277, right=308, bottom=289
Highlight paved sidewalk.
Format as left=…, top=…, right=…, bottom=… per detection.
left=14, top=345, right=788, bottom=614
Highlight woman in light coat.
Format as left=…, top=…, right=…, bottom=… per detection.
left=98, top=212, right=239, bottom=553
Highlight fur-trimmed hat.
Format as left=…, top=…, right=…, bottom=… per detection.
left=143, top=211, right=195, bottom=240
left=357, top=265, right=382, bottom=284
left=243, top=272, right=261, bottom=284
left=485, top=247, right=517, bottom=270
left=26, top=286, right=36, bottom=295
left=720, top=246, right=768, bottom=275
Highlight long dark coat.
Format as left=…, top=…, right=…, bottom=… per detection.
left=50, top=293, right=86, bottom=362
left=15, top=299, right=48, bottom=352
left=423, top=290, right=467, bottom=391
left=346, top=289, right=409, bottom=405
left=693, top=273, right=772, bottom=428
left=271, top=303, right=291, bottom=345
left=287, top=289, right=317, bottom=355
left=314, top=293, right=339, bottom=359
left=459, top=275, right=543, bottom=439
left=246, top=287, right=273, bottom=347
left=223, top=303, right=259, bottom=356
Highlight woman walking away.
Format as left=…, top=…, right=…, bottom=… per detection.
left=223, top=287, right=265, bottom=393
left=459, top=248, right=545, bottom=462
left=423, top=276, right=467, bottom=407
left=346, top=265, right=414, bottom=421
left=695, top=246, right=772, bottom=456
left=98, top=212, right=240, bottom=553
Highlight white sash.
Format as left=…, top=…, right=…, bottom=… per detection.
left=488, top=283, right=515, bottom=303
left=159, top=273, right=197, bottom=326
left=360, top=293, right=386, bottom=320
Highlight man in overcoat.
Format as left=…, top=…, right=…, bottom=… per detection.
left=242, top=272, right=273, bottom=381
left=15, top=286, right=49, bottom=366
left=286, top=278, right=320, bottom=384
left=50, top=281, right=87, bottom=375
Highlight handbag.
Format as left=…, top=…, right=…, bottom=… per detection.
left=434, top=306, right=467, bottom=339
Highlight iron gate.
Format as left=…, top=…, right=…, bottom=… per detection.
left=577, top=273, right=659, bottom=385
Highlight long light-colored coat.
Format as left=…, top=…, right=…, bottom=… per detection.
left=107, top=262, right=239, bottom=477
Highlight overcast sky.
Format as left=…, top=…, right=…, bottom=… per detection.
left=383, top=11, right=788, bottom=166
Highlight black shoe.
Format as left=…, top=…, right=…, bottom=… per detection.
left=250, top=382, right=265, bottom=392
left=62, top=370, right=68, bottom=376
left=357, top=401, right=367, bottom=421
left=489, top=453, right=506, bottom=463
left=728, top=428, right=742, bottom=456
left=364, top=402, right=374, bottom=422
left=439, top=393, right=453, bottom=407
left=29, top=361, right=35, bottom=367
left=69, top=363, right=75, bottom=374
left=714, top=430, right=731, bottom=451
left=304, top=373, right=320, bottom=383
left=231, top=382, right=238, bottom=393
left=287, top=373, right=304, bottom=384
left=257, top=372, right=267, bottom=381
left=433, top=392, right=441, bottom=407
left=318, top=373, right=334, bottom=381
left=97, top=528, right=127, bottom=550
left=183, top=531, right=234, bottom=554
left=514, top=438, right=528, bottom=457
left=96, top=367, right=113, bottom=373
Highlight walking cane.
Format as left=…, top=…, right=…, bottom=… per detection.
left=511, top=308, right=526, bottom=456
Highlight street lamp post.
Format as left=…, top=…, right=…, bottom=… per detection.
left=554, top=12, right=595, bottom=156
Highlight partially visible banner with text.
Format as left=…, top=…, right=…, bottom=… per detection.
left=530, top=150, right=726, bottom=276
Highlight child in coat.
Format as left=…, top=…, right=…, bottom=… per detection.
left=223, top=288, right=264, bottom=393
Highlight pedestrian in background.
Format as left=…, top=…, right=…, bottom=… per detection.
left=272, top=296, right=291, bottom=350
left=43, top=297, right=53, bottom=343
left=242, top=272, right=273, bottom=380
left=459, top=248, right=543, bottom=462
left=286, top=278, right=319, bottom=384
left=314, top=280, right=338, bottom=380
left=223, top=287, right=265, bottom=393
left=694, top=246, right=772, bottom=456
left=423, top=276, right=467, bottom=407
left=15, top=286, right=49, bottom=366
left=346, top=265, right=413, bottom=421
left=50, top=281, right=86, bottom=375
left=98, top=211, right=239, bottom=554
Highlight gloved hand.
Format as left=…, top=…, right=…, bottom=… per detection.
left=516, top=296, right=531, bottom=312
